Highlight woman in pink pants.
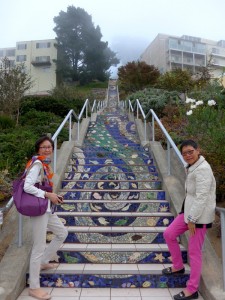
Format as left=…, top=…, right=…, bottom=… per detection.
left=162, top=140, right=216, bottom=300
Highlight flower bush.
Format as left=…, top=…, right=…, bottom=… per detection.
left=184, top=94, right=225, bottom=202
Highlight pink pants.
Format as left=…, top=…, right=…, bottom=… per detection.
left=163, top=213, right=207, bottom=294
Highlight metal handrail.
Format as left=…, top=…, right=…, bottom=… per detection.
left=128, top=99, right=186, bottom=174
left=216, top=207, right=225, bottom=291
left=52, top=109, right=78, bottom=173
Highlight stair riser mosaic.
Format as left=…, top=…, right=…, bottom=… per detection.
left=57, top=251, right=187, bottom=264
left=38, top=274, right=189, bottom=288
left=59, top=191, right=166, bottom=200
left=57, top=215, right=174, bottom=227
left=62, top=232, right=165, bottom=244
left=61, top=180, right=162, bottom=189
left=56, top=201, right=170, bottom=213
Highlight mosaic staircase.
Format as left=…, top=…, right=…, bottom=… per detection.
left=36, top=81, right=190, bottom=289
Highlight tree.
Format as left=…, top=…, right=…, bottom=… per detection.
left=157, top=68, right=194, bottom=93
left=0, top=57, right=33, bottom=124
left=53, top=6, right=119, bottom=84
left=118, top=61, right=160, bottom=93
left=193, top=55, right=216, bottom=89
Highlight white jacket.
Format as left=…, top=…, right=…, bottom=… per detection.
left=184, top=156, right=216, bottom=225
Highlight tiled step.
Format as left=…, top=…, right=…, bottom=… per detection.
left=64, top=171, right=159, bottom=180
left=36, top=263, right=190, bottom=288
left=56, top=199, right=170, bottom=212
left=57, top=202, right=170, bottom=212
left=56, top=212, right=174, bottom=227
left=66, top=164, right=158, bottom=173
left=61, top=180, right=162, bottom=189
left=59, top=190, right=165, bottom=200
left=61, top=226, right=166, bottom=244
left=68, top=158, right=154, bottom=165
left=79, top=146, right=150, bottom=152
left=71, top=151, right=152, bottom=160
left=57, top=243, right=187, bottom=264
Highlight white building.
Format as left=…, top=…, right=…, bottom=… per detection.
left=140, top=33, right=225, bottom=82
left=0, top=39, right=57, bottom=95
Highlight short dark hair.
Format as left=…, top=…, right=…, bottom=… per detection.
left=35, top=135, right=54, bottom=153
left=180, top=139, right=198, bottom=153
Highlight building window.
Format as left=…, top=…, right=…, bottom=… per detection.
left=9, top=60, right=15, bottom=67
left=212, top=48, right=219, bottom=54
left=35, top=56, right=50, bottom=62
left=6, top=49, right=15, bottom=56
left=17, top=44, right=27, bottom=50
left=16, top=55, right=27, bottom=62
left=36, top=42, right=51, bottom=49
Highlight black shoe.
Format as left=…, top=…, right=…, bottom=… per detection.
left=162, top=266, right=185, bottom=275
left=173, top=291, right=199, bottom=300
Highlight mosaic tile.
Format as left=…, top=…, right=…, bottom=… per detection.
left=39, top=84, right=188, bottom=290
left=37, top=273, right=189, bottom=288
left=57, top=250, right=187, bottom=264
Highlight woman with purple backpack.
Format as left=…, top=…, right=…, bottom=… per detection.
left=24, top=136, right=68, bottom=300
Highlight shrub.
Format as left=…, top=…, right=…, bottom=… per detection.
left=0, top=115, right=15, bottom=130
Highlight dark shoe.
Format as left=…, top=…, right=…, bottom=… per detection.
left=162, top=266, right=185, bottom=275
left=173, top=291, right=198, bottom=300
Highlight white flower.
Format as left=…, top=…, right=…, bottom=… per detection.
left=185, top=97, right=192, bottom=103
left=196, top=100, right=204, bottom=106
left=186, top=110, right=193, bottom=115
left=186, top=97, right=195, bottom=104
left=208, top=100, right=216, bottom=106
left=190, top=104, right=196, bottom=109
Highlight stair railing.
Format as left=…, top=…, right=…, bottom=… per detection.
left=127, top=99, right=186, bottom=175
left=216, top=207, right=225, bottom=291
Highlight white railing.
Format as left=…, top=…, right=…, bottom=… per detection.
left=216, top=207, right=225, bottom=291
left=127, top=99, right=186, bottom=175
left=51, top=99, right=107, bottom=173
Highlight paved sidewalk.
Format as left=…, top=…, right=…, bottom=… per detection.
left=17, top=287, right=205, bottom=300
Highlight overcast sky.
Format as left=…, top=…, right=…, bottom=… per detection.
left=1, top=0, right=225, bottom=64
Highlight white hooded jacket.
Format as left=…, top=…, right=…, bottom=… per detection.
left=184, top=155, right=216, bottom=225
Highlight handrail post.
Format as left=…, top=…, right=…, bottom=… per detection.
left=77, top=120, right=80, bottom=141
left=53, top=138, right=57, bottom=173
left=152, top=115, right=155, bottom=141
left=144, top=119, right=147, bottom=141
left=69, top=115, right=72, bottom=141
left=167, top=140, right=171, bottom=175
left=86, top=102, right=88, bottom=118
left=221, top=210, right=225, bottom=291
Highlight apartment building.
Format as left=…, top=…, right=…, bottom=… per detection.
left=140, top=33, right=225, bottom=81
left=0, top=39, right=57, bottom=95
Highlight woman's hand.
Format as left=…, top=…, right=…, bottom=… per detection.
left=46, top=192, right=63, bottom=204
left=188, top=221, right=196, bottom=236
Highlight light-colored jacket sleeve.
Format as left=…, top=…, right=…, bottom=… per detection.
left=23, top=161, right=46, bottom=199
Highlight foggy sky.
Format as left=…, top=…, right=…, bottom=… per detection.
left=1, top=0, right=225, bottom=65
